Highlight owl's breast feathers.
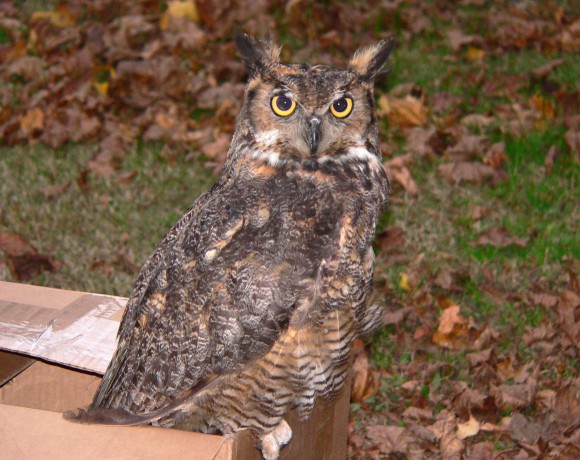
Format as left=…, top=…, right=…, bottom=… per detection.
left=76, top=149, right=387, bottom=427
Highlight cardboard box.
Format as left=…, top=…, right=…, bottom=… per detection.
left=0, top=281, right=349, bottom=459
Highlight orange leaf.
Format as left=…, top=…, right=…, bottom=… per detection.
left=433, top=303, right=468, bottom=349
left=19, top=107, right=44, bottom=135
left=378, top=94, right=427, bottom=127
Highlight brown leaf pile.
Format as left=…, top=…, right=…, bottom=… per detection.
left=351, top=262, right=580, bottom=459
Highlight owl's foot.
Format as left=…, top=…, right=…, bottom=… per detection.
left=260, top=419, right=292, bottom=460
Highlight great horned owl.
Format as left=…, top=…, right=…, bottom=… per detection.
left=66, top=33, right=394, bottom=460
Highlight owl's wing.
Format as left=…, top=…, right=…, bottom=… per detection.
left=84, top=172, right=347, bottom=418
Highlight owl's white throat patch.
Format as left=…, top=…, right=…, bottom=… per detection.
left=319, top=146, right=378, bottom=165
left=252, top=130, right=284, bottom=167
left=255, top=130, right=280, bottom=147
left=251, top=150, right=283, bottom=167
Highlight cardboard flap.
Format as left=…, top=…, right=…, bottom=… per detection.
left=0, top=281, right=125, bottom=374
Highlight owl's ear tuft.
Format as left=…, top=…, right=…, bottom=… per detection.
left=349, top=38, right=395, bottom=81
left=235, top=31, right=281, bottom=77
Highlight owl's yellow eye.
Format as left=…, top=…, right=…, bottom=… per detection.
left=330, top=97, right=353, bottom=118
left=271, top=95, right=296, bottom=117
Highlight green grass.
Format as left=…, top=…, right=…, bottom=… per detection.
left=0, top=143, right=214, bottom=295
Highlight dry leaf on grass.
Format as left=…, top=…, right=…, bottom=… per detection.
left=201, top=134, right=230, bottom=162
left=351, top=339, right=379, bottom=403
left=438, top=161, right=495, bottom=184
left=87, top=134, right=126, bottom=178
left=378, top=93, right=427, bottom=127
left=366, top=425, right=409, bottom=456
left=0, top=233, right=62, bottom=281
left=446, top=29, right=483, bottom=52
left=445, top=134, right=489, bottom=161
left=19, top=107, right=45, bottom=135
left=470, top=227, right=528, bottom=248
left=529, top=292, right=558, bottom=309
left=469, top=205, right=489, bottom=221
left=432, top=302, right=468, bottom=350
left=41, top=181, right=70, bottom=199
left=375, top=226, right=406, bottom=253
left=390, top=165, right=419, bottom=196
left=461, top=113, right=495, bottom=129
left=114, top=170, right=138, bottom=186
left=544, top=144, right=560, bottom=175
left=492, top=370, right=538, bottom=410
left=483, top=142, right=507, bottom=169
left=564, top=129, right=579, bottom=157
left=456, top=414, right=480, bottom=439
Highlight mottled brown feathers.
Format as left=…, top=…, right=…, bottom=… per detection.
left=67, top=33, right=393, bottom=460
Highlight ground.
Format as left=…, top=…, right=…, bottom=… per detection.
left=0, top=1, right=578, bottom=458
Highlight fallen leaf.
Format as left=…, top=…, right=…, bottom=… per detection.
left=564, top=129, right=579, bottom=157
left=378, top=93, right=427, bottom=127
left=351, top=339, right=379, bottom=403
left=544, top=144, right=560, bottom=175
left=41, top=181, right=70, bottom=199
left=445, top=135, right=489, bottom=162
left=466, top=46, right=485, bottom=61
left=376, top=226, right=406, bottom=253
left=531, top=93, right=555, bottom=119
left=114, top=171, right=138, bottom=186
left=433, top=303, right=468, bottom=349
left=30, top=5, right=75, bottom=28
left=483, top=142, right=507, bottom=170
left=366, top=425, right=409, bottom=455
left=7, top=56, right=44, bottom=81
left=529, top=292, right=558, bottom=309
left=160, top=0, right=200, bottom=31
left=390, top=164, right=419, bottom=196
left=402, top=406, right=433, bottom=421
left=507, top=412, right=541, bottom=444
left=492, top=371, right=538, bottom=410
left=470, top=227, right=528, bottom=248
left=87, top=135, right=125, bottom=178
left=201, top=134, right=230, bottom=162
left=469, top=206, right=489, bottom=221
left=0, top=233, right=62, bottom=281
left=531, top=58, right=565, bottom=79
left=438, top=162, right=495, bottom=184
left=400, top=273, right=410, bottom=291
left=466, top=348, right=493, bottom=367
left=446, top=29, right=483, bottom=52
left=19, top=107, right=44, bottom=136
left=433, top=412, right=463, bottom=460
left=435, top=268, right=454, bottom=290
left=382, top=306, right=412, bottom=326
left=454, top=387, right=489, bottom=418
left=461, top=114, right=495, bottom=129
left=468, top=442, right=494, bottom=460
left=456, top=414, right=480, bottom=439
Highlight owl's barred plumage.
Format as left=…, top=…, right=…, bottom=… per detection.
left=65, top=33, right=394, bottom=460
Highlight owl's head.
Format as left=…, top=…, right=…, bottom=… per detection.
left=232, top=33, right=394, bottom=166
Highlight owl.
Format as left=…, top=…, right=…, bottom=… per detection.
left=66, top=33, right=394, bottom=460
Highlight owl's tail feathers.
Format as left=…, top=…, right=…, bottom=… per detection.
left=63, top=406, right=166, bottom=426
left=63, top=373, right=223, bottom=427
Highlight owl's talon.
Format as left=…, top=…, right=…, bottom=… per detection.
left=273, top=419, right=292, bottom=446
left=260, top=420, right=292, bottom=460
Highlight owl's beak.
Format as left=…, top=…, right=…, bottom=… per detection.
left=308, top=117, right=321, bottom=155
